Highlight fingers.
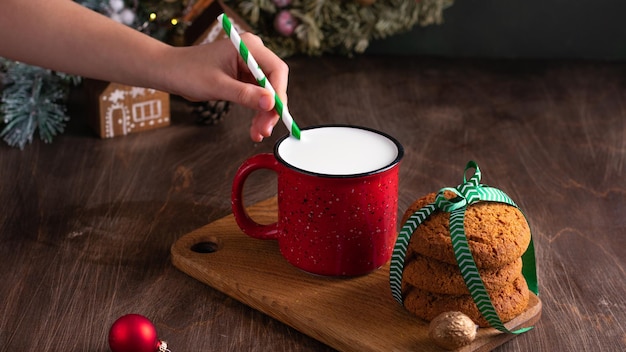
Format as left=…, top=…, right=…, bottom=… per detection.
left=240, top=33, right=289, bottom=104
left=236, top=33, right=289, bottom=142
left=213, top=33, right=288, bottom=112
left=219, top=79, right=275, bottom=112
left=250, top=110, right=280, bottom=142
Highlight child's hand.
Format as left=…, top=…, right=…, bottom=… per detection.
left=167, top=33, right=289, bottom=142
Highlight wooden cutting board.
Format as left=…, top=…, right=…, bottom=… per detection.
left=171, top=197, right=541, bottom=352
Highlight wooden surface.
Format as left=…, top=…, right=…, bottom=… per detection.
left=0, top=56, right=624, bottom=351
left=171, top=197, right=542, bottom=352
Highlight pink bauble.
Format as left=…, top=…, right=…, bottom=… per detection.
left=274, top=10, right=299, bottom=37
left=108, top=314, right=160, bottom=352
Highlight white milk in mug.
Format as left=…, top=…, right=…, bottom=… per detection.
left=277, top=125, right=401, bottom=176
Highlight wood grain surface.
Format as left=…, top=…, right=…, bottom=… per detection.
left=0, top=56, right=624, bottom=352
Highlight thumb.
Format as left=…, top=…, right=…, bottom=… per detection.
left=222, top=79, right=275, bottom=112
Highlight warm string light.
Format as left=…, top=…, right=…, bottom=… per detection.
left=148, top=12, right=179, bottom=27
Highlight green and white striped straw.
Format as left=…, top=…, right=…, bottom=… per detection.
left=217, top=13, right=301, bottom=140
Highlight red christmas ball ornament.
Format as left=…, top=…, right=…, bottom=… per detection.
left=108, top=314, right=170, bottom=352
left=274, top=10, right=299, bottom=37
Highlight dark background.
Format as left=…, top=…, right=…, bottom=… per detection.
left=368, top=0, right=626, bottom=60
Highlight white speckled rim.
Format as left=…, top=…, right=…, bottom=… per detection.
left=274, top=124, right=404, bottom=178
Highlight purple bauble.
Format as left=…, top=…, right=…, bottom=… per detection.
left=274, top=10, right=299, bottom=37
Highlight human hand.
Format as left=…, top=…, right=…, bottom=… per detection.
left=165, top=33, right=288, bottom=142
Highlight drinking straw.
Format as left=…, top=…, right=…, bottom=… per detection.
left=217, top=13, right=301, bottom=140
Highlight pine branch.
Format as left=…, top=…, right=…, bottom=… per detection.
left=0, top=61, right=77, bottom=149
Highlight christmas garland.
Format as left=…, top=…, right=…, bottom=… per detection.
left=226, top=0, right=453, bottom=57
left=0, top=0, right=452, bottom=149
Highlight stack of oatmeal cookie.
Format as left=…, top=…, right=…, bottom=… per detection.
left=399, top=192, right=532, bottom=327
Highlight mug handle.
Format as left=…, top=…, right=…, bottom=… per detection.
left=231, top=153, right=280, bottom=240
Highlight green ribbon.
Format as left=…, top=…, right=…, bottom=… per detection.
left=390, top=161, right=538, bottom=334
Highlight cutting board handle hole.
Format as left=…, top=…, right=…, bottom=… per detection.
left=190, top=239, right=220, bottom=254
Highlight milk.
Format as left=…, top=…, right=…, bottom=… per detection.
left=277, top=126, right=400, bottom=175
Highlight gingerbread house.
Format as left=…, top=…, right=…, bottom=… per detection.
left=85, top=80, right=170, bottom=138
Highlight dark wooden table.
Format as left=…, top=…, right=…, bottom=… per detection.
left=1, top=56, right=624, bottom=351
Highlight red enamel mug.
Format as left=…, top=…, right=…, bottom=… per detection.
left=231, top=125, right=404, bottom=276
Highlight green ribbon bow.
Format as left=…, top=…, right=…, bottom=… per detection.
left=389, top=161, right=538, bottom=334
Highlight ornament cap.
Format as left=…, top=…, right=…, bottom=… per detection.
left=157, top=340, right=172, bottom=352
